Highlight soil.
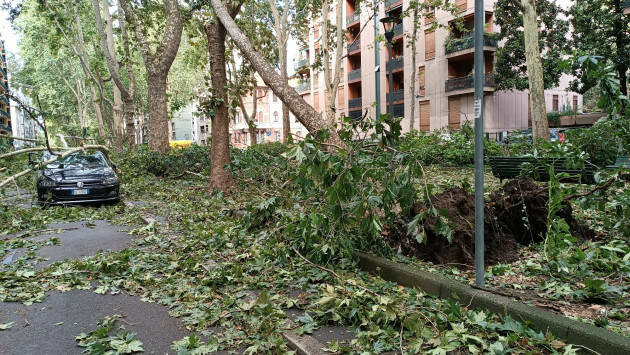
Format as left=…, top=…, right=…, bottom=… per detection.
left=385, top=177, right=595, bottom=266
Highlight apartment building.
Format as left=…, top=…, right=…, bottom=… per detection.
left=230, top=76, right=305, bottom=148
left=0, top=39, right=10, bottom=136
left=292, top=0, right=582, bottom=137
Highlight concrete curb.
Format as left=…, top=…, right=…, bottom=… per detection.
left=357, top=252, right=630, bottom=355
left=283, top=320, right=327, bottom=355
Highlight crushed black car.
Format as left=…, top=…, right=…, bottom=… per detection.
left=32, top=150, right=120, bottom=205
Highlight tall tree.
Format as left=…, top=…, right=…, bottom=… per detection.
left=569, top=0, right=630, bottom=97
left=268, top=0, right=291, bottom=142
left=92, top=0, right=137, bottom=149
left=520, top=0, right=548, bottom=140
left=120, top=0, right=184, bottom=153
left=320, top=0, right=344, bottom=131
left=494, top=0, right=568, bottom=91
left=204, top=0, right=244, bottom=192
left=404, top=0, right=459, bottom=131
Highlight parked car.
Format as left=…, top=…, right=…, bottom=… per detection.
left=501, top=128, right=566, bottom=145
left=32, top=150, right=120, bottom=205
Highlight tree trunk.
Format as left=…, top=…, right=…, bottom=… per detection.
left=408, top=6, right=419, bottom=131
left=209, top=0, right=343, bottom=147
left=322, top=0, right=344, bottom=129
left=89, top=85, right=106, bottom=137
left=241, top=91, right=259, bottom=146
left=614, top=0, right=628, bottom=97
left=269, top=0, right=291, bottom=142
left=206, top=21, right=234, bottom=191
left=521, top=0, right=549, bottom=141
left=146, top=73, right=169, bottom=153
left=123, top=97, right=136, bottom=147
left=119, top=0, right=182, bottom=152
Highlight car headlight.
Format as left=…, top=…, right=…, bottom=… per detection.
left=39, top=177, right=57, bottom=187
left=103, top=176, right=119, bottom=185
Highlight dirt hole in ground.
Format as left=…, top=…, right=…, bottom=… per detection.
left=384, top=177, right=595, bottom=266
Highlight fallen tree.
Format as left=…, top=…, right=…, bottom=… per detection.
left=208, top=0, right=343, bottom=147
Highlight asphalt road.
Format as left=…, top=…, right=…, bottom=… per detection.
left=0, top=220, right=189, bottom=355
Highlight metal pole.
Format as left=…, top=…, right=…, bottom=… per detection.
left=374, top=0, right=381, bottom=117
left=387, top=43, right=394, bottom=116
left=473, top=0, right=485, bottom=288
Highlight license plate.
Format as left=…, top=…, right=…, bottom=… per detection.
left=72, top=189, right=90, bottom=195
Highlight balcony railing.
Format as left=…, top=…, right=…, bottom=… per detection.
left=347, top=69, right=361, bottom=82
left=348, top=39, right=360, bottom=53
left=348, top=110, right=362, bottom=120
left=386, top=90, right=404, bottom=103
left=346, top=12, right=360, bottom=26
left=387, top=103, right=404, bottom=118
left=0, top=109, right=9, bottom=118
left=386, top=57, right=404, bottom=71
left=445, top=74, right=495, bottom=92
left=1, top=95, right=8, bottom=105
left=393, top=23, right=403, bottom=38
left=0, top=80, right=7, bottom=93
left=295, top=58, right=309, bottom=70
left=348, top=97, right=362, bottom=109
left=0, top=123, right=11, bottom=133
left=445, top=34, right=498, bottom=55
left=296, top=80, right=311, bottom=93
left=385, top=0, right=401, bottom=8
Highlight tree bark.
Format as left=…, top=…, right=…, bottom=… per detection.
left=614, top=0, right=628, bottom=97
left=89, top=85, right=106, bottom=137
left=209, top=0, right=342, bottom=147
left=269, top=0, right=291, bottom=142
left=206, top=20, right=234, bottom=191
left=521, top=0, right=549, bottom=141
left=408, top=6, right=419, bottom=131
left=120, top=0, right=183, bottom=153
left=322, top=0, right=344, bottom=129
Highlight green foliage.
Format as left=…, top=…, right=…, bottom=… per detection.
left=75, top=315, right=144, bottom=354
left=398, top=123, right=503, bottom=166
left=115, top=144, right=212, bottom=178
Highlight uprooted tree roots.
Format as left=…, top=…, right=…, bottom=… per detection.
left=385, top=177, right=595, bottom=266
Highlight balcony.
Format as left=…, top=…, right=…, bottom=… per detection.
left=0, top=80, right=7, bottom=93
left=295, top=58, right=309, bottom=71
left=348, top=97, right=362, bottom=109
left=0, top=123, right=10, bottom=133
left=348, top=69, right=361, bottom=82
left=387, top=103, right=404, bottom=118
left=393, top=23, right=403, bottom=38
left=296, top=80, right=311, bottom=93
left=386, top=57, right=404, bottom=72
left=445, top=34, right=498, bottom=56
left=348, top=110, right=362, bottom=120
left=385, top=0, right=402, bottom=9
left=386, top=90, right=404, bottom=103
left=445, top=74, right=496, bottom=94
left=348, top=40, right=360, bottom=54
left=1, top=95, right=8, bottom=105
left=346, top=12, right=360, bottom=26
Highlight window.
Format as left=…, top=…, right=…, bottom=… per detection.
left=235, top=112, right=240, bottom=123
left=425, top=30, right=435, bottom=60
left=200, top=125, right=205, bottom=133
left=273, top=93, right=278, bottom=102
left=296, top=131, right=302, bottom=137
left=314, top=92, right=320, bottom=112
left=419, top=101, right=430, bottom=131
left=258, top=111, right=263, bottom=122
left=572, top=96, right=578, bottom=112
left=244, top=134, right=248, bottom=145
left=273, top=111, right=279, bottom=122
left=275, top=131, right=280, bottom=141
left=552, top=95, right=559, bottom=112
left=424, top=7, right=435, bottom=25
left=448, top=97, right=460, bottom=129
left=418, top=66, right=426, bottom=97
left=338, top=86, right=345, bottom=108
left=455, top=0, right=467, bottom=12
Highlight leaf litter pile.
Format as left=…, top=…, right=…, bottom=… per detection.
left=1, top=174, right=585, bottom=354
left=386, top=177, right=595, bottom=266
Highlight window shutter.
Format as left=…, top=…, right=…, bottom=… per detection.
left=425, top=30, right=435, bottom=60
left=418, top=66, right=426, bottom=96
left=420, top=101, right=430, bottom=132
left=448, top=98, right=461, bottom=129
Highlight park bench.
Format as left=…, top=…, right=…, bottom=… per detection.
left=606, top=156, right=630, bottom=170
left=488, top=156, right=597, bottom=184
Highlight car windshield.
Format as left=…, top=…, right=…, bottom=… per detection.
left=45, top=151, right=109, bottom=168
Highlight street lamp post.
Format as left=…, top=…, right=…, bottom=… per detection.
left=380, top=16, right=397, bottom=117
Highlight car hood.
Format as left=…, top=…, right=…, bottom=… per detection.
left=43, top=166, right=116, bottom=183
